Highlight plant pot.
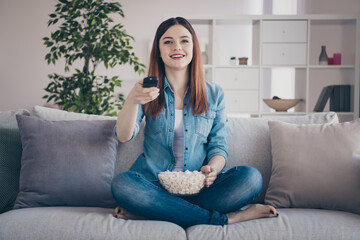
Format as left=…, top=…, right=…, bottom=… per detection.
left=238, top=57, right=248, bottom=65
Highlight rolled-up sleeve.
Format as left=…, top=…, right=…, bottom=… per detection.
left=206, top=88, right=229, bottom=169
left=114, top=104, right=144, bottom=142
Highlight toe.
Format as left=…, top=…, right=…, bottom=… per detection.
left=114, top=207, right=119, bottom=215
left=267, top=205, right=278, bottom=216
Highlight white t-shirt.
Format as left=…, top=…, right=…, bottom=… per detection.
left=172, top=109, right=184, bottom=172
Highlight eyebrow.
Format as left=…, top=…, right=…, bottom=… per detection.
left=162, top=36, right=191, bottom=40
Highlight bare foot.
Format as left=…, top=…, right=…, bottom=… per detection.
left=113, top=206, right=147, bottom=220
left=227, top=204, right=279, bottom=224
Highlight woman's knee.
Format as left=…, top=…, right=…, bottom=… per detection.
left=111, top=171, right=139, bottom=197
left=234, top=166, right=263, bottom=195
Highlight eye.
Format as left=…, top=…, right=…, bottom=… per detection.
left=164, top=40, right=172, bottom=44
left=182, top=39, right=189, bottom=43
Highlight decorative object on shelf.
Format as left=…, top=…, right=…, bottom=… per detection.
left=333, top=53, right=342, bottom=65
left=314, top=85, right=351, bottom=112
left=230, top=56, right=236, bottom=65
left=238, top=57, right=248, bottom=65
left=319, top=45, right=328, bottom=65
left=328, top=57, right=334, bottom=65
left=263, top=97, right=301, bottom=112
left=200, top=43, right=208, bottom=64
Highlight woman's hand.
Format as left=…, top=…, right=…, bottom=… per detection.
left=128, top=80, right=160, bottom=105
left=201, top=165, right=217, bottom=188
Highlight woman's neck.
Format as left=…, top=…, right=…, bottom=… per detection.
left=165, top=67, right=189, bottom=94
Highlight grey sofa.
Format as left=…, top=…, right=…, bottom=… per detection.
left=1, top=106, right=359, bottom=240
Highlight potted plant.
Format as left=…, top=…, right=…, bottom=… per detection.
left=42, top=0, right=145, bottom=116
left=230, top=56, right=236, bottom=65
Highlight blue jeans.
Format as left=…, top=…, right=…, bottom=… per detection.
left=111, top=166, right=262, bottom=228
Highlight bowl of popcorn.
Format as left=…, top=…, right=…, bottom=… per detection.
left=158, top=170, right=206, bottom=195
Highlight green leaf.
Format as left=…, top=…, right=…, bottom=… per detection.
left=58, top=0, right=68, bottom=4
left=114, top=80, right=121, bottom=87
left=47, top=95, right=56, bottom=102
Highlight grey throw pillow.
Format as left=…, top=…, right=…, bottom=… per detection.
left=14, top=115, right=118, bottom=209
left=265, top=119, right=360, bottom=214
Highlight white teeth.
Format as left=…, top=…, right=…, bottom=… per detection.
left=171, top=55, right=184, bottom=58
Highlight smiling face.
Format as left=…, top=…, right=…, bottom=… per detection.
left=159, top=24, right=193, bottom=72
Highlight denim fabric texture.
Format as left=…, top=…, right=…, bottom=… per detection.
left=111, top=166, right=263, bottom=228
left=127, top=77, right=229, bottom=181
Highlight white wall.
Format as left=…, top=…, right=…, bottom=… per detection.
left=298, top=0, right=360, bottom=14
left=0, top=0, right=359, bottom=111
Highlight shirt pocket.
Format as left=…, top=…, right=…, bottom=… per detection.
left=145, top=110, right=166, bottom=136
left=195, top=110, right=216, bottom=138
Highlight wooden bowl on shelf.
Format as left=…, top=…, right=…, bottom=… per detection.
left=263, top=99, right=301, bottom=112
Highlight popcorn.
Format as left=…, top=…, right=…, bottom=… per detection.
left=158, top=170, right=206, bottom=195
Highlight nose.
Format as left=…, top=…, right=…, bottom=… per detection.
left=173, top=41, right=182, bottom=51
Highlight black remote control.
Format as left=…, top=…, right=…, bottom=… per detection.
left=143, top=76, right=158, bottom=88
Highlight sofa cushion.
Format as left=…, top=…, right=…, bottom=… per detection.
left=0, top=128, right=22, bottom=213
left=265, top=119, right=360, bottom=214
left=0, top=109, right=30, bottom=128
left=186, top=208, right=360, bottom=240
left=14, top=115, right=118, bottom=209
left=226, top=112, right=338, bottom=203
left=0, top=207, right=186, bottom=240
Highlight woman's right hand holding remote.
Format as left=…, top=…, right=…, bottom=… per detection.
left=128, top=80, right=160, bottom=105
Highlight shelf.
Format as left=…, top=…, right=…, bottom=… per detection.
left=309, top=65, right=355, bottom=69
left=308, top=111, right=355, bottom=115
left=262, top=65, right=307, bottom=69
left=336, top=112, right=355, bottom=115
left=203, top=65, right=213, bottom=68
left=190, top=15, right=359, bottom=121
left=260, top=112, right=307, bottom=115
left=215, top=65, right=260, bottom=68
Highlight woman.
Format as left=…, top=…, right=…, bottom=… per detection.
left=111, top=17, right=278, bottom=228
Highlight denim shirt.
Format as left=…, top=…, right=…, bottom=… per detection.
left=126, top=77, right=229, bottom=181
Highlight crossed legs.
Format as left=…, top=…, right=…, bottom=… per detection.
left=111, top=166, right=278, bottom=228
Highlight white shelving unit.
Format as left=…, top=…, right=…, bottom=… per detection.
left=187, top=15, right=359, bottom=122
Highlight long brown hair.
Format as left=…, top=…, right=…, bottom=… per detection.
left=144, top=17, right=208, bottom=118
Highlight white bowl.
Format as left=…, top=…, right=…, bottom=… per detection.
left=158, top=170, right=205, bottom=195
left=263, top=99, right=301, bottom=112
